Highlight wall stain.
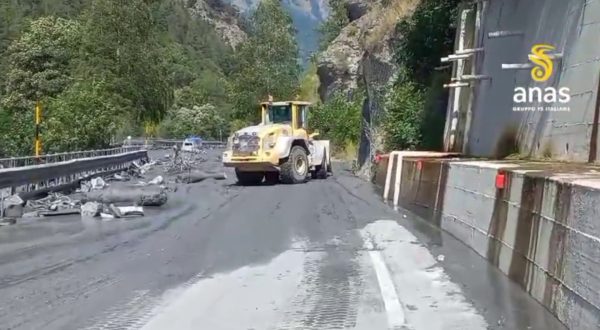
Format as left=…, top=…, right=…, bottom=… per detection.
left=433, top=162, right=449, bottom=228
left=415, top=160, right=441, bottom=221
left=373, top=155, right=390, bottom=194
left=402, top=160, right=418, bottom=203
left=399, top=160, right=425, bottom=218
left=543, top=182, right=571, bottom=312
left=399, top=159, right=447, bottom=227
left=487, top=171, right=511, bottom=267
left=508, top=175, right=545, bottom=290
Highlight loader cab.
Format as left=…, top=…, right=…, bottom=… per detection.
left=261, top=101, right=311, bottom=132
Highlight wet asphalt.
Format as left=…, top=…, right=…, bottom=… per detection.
left=0, top=150, right=566, bottom=330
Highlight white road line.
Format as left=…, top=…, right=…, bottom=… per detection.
left=368, top=249, right=406, bottom=328
left=362, top=220, right=488, bottom=330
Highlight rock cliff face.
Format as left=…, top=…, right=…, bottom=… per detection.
left=186, top=0, right=248, bottom=49
left=316, top=0, right=371, bottom=102
left=317, top=0, right=420, bottom=178
left=317, top=0, right=417, bottom=101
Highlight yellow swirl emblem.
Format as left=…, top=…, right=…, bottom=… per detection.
left=528, top=44, right=556, bottom=82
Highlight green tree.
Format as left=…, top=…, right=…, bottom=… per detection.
left=381, top=0, right=460, bottom=151
left=228, top=0, right=301, bottom=123
left=383, top=81, right=425, bottom=151
left=0, top=0, right=239, bottom=155
left=0, top=16, right=81, bottom=156
left=159, top=104, right=227, bottom=140
left=310, top=91, right=362, bottom=154
left=2, top=16, right=81, bottom=110
left=394, top=0, right=460, bottom=86
left=77, top=0, right=173, bottom=124
left=0, top=0, right=86, bottom=57
left=44, top=81, right=127, bottom=152
left=0, top=107, right=33, bottom=157
left=0, top=2, right=26, bottom=66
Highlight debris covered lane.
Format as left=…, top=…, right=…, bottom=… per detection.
left=0, top=150, right=565, bottom=330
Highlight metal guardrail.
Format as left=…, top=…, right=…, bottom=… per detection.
left=125, top=138, right=225, bottom=148
left=0, top=138, right=225, bottom=169
left=0, top=150, right=148, bottom=191
left=0, top=146, right=143, bottom=169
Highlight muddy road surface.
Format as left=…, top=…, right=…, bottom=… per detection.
left=0, top=150, right=565, bottom=330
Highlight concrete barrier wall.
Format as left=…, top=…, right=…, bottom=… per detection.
left=377, top=155, right=600, bottom=329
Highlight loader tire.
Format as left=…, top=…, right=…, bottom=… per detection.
left=281, top=146, right=308, bottom=184
left=235, top=170, right=264, bottom=186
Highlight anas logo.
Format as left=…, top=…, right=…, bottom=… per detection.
left=513, top=43, right=570, bottom=112
left=529, top=44, right=555, bottom=82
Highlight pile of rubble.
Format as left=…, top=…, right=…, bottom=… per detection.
left=156, top=152, right=207, bottom=175
left=0, top=163, right=169, bottom=223
left=2, top=183, right=168, bottom=221
left=25, top=193, right=81, bottom=217
left=1, top=150, right=227, bottom=224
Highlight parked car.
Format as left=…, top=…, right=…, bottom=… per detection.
left=181, top=137, right=202, bottom=153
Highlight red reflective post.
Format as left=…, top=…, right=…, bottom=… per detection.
left=496, top=171, right=507, bottom=190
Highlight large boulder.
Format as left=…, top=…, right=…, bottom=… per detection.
left=317, top=25, right=364, bottom=101
left=317, top=0, right=402, bottom=102
left=2, top=194, right=24, bottom=219
left=317, top=0, right=420, bottom=179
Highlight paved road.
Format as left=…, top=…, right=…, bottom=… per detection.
left=0, top=152, right=566, bottom=330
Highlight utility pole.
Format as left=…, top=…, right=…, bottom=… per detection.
left=34, top=101, right=42, bottom=160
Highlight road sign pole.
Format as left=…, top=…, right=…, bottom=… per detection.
left=34, top=101, right=42, bottom=159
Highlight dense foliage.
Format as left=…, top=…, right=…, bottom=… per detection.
left=159, top=104, right=227, bottom=140
left=394, top=0, right=460, bottom=87
left=0, top=0, right=300, bottom=157
left=44, top=81, right=124, bottom=152
left=310, top=91, right=362, bottom=154
left=384, top=0, right=460, bottom=151
left=0, top=0, right=177, bottom=156
left=0, top=0, right=460, bottom=158
left=0, top=16, right=83, bottom=155
left=78, top=0, right=173, bottom=125
left=382, top=79, right=424, bottom=150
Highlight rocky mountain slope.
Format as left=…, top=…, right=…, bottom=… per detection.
left=317, top=0, right=420, bottom=176
left=186, top=0, right=248, bottom=48
left=224, top=0, right=329, bottom=61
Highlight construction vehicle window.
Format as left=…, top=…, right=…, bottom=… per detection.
left=268, top=105, right=292, bottom=124
left=297, top=105, right=307, bottom=128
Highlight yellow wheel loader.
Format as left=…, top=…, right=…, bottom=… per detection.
left=222, top=101, right=332, bottom=185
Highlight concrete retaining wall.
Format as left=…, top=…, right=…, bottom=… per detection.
left=376, top=154, right=600, bottom=329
